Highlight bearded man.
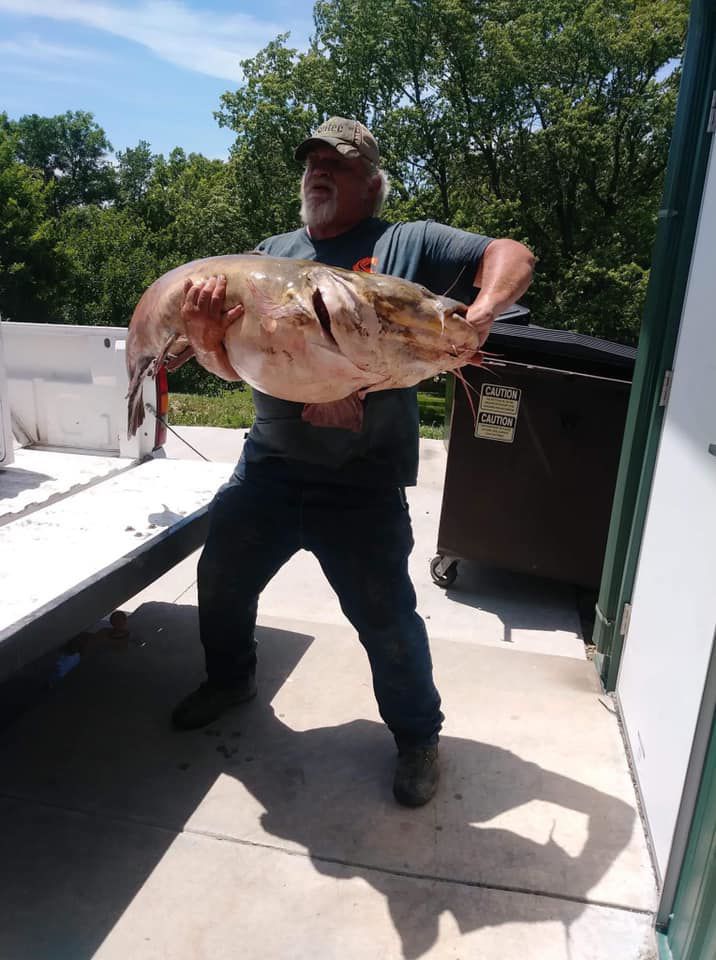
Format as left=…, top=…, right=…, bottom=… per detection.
left=172, top=117, right=535, bottom=807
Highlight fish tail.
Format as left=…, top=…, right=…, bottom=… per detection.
left=126, top=355, right=153, bottom=438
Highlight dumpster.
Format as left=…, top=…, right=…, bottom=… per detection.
left=431, top=322, right=637, bottom=590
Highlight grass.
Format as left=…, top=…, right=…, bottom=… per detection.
left=169, top=388, right=255, bottom=428
left=169, top=389, right=447, bottom=439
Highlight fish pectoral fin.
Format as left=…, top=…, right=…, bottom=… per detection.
left=248, top=277, right=296, bottom=335
left=301, top=393, right=364, bottom=432
left=165, top=345, right=195, bottom=371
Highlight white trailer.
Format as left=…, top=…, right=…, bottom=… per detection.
left=0, top=320, right=229, bottom=683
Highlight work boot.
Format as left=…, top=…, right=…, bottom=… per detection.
left=393, top=745, right=440, bottom=807
left=171, top=676, right=257, bottom=730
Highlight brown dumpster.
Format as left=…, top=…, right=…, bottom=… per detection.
left=432, top=323, right=636, bottom=590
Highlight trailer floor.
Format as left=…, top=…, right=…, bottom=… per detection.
left=0, top=430, right=657, bottom=960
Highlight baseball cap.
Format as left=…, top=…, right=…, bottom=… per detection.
left=294, top=117, right=380, bottom=165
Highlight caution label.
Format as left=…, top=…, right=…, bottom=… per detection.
left=475, top=383, right=521, bottom=442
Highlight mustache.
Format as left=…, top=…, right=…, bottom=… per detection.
left=302, top=172, right=337, bottom=192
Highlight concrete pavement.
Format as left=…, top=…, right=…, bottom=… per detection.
left=0, top=428, right=658, bottom=959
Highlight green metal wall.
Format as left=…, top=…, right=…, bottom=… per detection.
left=659, top=710, right=716, bottom=960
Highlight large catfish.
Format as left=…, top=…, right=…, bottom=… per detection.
left=126, top=254, right=483, bottom=436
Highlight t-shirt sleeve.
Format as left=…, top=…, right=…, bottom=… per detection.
left=418, top=220, right=494, bottom=304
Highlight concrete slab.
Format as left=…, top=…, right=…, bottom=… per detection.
left=162, top=423, right=246, bottom=465
left=0, top=604, right=656, bottom=920
left=0, top=796, right=655, bottom=960
left=0, top=425, right=654, bottom=959
left=153, top=428, right=585, bottom=659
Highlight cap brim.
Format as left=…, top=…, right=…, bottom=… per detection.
left=294, top=136, right=361, bottom=162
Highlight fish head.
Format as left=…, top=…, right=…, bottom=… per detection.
left=306, top=269, right=480, bottom=388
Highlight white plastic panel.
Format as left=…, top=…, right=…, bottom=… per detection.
left=0, top=326, right=14, bottom=467
left=1, top=322, right=155, bottom=459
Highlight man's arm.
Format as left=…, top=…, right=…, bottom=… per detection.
left=467, top=239, right=536, bottom=347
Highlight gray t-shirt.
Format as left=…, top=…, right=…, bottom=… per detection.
left=243, top=218, right=492, bottom=487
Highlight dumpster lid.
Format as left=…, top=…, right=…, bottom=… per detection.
left=487, top=320, right=637, bottom=373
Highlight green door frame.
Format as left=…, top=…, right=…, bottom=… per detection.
left=592, top=0, right=716, bottom=690
left=658, top=697, right=716, bottom=960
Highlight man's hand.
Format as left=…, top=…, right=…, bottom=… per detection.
left=465, top=298, right=499, bottom=349
left=181, top=274, right=244, bottom=342
left=180, top=274, right=244, bottom=382
left=469, top=239, right=536, bottom=347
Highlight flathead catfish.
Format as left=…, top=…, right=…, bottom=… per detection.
left=126, top=254, right=484, bottom=436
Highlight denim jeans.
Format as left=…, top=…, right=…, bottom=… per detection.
left=197, top=457, right=443, bottom=748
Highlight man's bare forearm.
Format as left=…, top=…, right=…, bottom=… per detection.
left=465, top=239, right=535, bottom=345
left=472, top=238, right=535, bottom=315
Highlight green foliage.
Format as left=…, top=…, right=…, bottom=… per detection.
left=169, top=387, right=446, bottom=437
left=216, top=36, right=322, bottom=247
left=9, top=110, right=116, bottom=211
left=144, top=150, right=253, bottom=262
left=115, top=140, right=155, bottom=209
left=417, top=391, right=447, bottom=425
left=49, top=205, right=161, bottom=326
left=0, top=0, right=689, bottom=354
left=0, top=117, right=62, bottom=322
left=216, top=0, right=687, bottom=343
left=169, top=386, right=256, bottom=427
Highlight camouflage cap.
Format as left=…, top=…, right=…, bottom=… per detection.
left=294, top=117, right=380, bottom=165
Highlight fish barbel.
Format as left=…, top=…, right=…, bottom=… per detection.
left=126, top=254, right=483, bottom=436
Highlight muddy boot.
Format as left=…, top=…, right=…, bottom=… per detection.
left=393, top=745, right=440, bottom=807
left=171, top=676, right=257, bottom=730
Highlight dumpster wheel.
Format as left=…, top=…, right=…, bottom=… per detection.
left=430, top=555, right=458, bottom=588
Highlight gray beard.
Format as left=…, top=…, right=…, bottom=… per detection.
left=300, top=190, right=338, bottom=230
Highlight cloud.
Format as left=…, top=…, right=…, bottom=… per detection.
left=0, top=33, right=110, bottom=62
left=0, top=0, right=308, bottom=81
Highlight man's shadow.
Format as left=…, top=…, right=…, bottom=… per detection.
left=216, top=710, right=636, bottom=960
left=167, top=604, right=637, bottom=958
left=0, top=602, right=638, bottom=960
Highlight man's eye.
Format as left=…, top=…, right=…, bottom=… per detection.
left=306, top=157, right=347, bottom=173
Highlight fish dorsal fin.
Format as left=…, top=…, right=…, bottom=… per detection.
left=301, top=393, right=364, bottom=432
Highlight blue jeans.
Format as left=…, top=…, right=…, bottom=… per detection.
left=197, top=457, right=443, bottom=748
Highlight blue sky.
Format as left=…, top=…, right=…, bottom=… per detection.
left=0, top=0, right=316, bottom=160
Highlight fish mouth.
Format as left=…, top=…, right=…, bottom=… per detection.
left=437, top=297, right=468, bottom=319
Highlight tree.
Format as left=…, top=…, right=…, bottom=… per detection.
left=0, top=117, right=62, bottom=322
left=10, top=110, right=116, bottom=211
left=49, top=205, right=161, bottom=327
left=217, top=0, right=688, bottom=342
left=140, top=149, right=252, bottom=263
left=115, top=140, right=155, bottom=210
left=216, top=37, right=324, bottom=247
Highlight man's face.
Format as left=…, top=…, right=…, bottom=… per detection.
left=300, top=146, right=377, bottom=232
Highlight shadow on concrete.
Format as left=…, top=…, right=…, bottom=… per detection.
left=443, top=560, right=584, bottom=644
left=0, top=465, right=52, bottom=499
left=0, top=602, right=635, bottom=960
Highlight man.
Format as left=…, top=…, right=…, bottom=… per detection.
left=172, top=118, right=535, bottom=806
